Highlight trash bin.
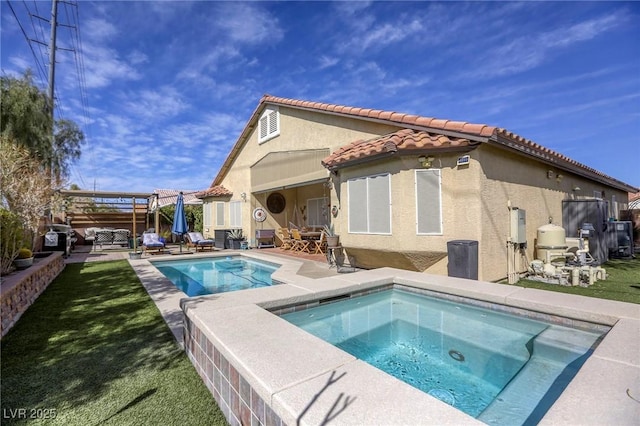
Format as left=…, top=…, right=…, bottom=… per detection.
left=447, top=240, right=478, bottom=280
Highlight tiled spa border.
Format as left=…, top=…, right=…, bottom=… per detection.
left=184, top=315, right=284, bottom=426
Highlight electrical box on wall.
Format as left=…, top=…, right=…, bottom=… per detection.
left=510, top=208, right=527, bottom=244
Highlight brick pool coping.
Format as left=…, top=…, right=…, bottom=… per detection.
left=129, top=252, right=640, bottom=425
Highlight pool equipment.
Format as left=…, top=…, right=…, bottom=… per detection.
left=529, top=223, right=606, bottom=286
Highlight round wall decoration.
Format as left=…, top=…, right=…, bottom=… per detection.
left=266, top=192, right=286, bottom=214
left=252, top=207, right=267, bottom=222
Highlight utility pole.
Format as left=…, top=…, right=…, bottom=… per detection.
left=47, top=0, right=59, bottom=222
left=48, top=0, right=58, bottom=110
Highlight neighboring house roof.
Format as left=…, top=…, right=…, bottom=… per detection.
left=195, top=185, right=232, bottom=198
left=210, top=95, right=638, bottom=193
left=153, top=189, right=203, bottom=208
left=629, top=192, right=640, bottom=209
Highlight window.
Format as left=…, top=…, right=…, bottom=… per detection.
left=230, top=201, right=242, bottom=228
left=203, top=201, right=212, bottom=227
left=215, top=202, right=225, bottom=226
left=415, top=169, right=442, bottom=234
left=307, top=197, right=329, bottom=227
left=348, top=174, right=391, bottom=234
left=593, top=190, right=603, bottom=199
left=611, top=195, right=617, bottom=219
left=258, top=106, right=280, bottom=143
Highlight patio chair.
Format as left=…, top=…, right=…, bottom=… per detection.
left=290, top=228, right=311, bottom=253
left=142, top=232, right=165, bottom=254
left=94, top=229, right=113, bottom=250
left=311, top=231, right=327, bottom=255
left=186, top=232, right=215, bottom=252
left=113, top=229, right=130, bottom=247
left=277, top=228, right=293, bottom=250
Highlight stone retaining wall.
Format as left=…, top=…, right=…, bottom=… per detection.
left=0, top=252, right=65, bottom=338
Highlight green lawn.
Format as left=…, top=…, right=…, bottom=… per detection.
left=0, top=260, right=226, bottom=425
left=513, top=257, right=640, bottom=304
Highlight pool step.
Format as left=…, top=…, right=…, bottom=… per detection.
left=477, top=326, right=601, bottom=425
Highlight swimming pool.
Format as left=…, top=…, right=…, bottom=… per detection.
left=153, top=256, right=280, bottom=296
left=282, top=288, right=608, bottom=425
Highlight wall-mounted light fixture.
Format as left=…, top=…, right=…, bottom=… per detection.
left=572, top=186, right=581, bottom=192
left=240, top=192, right=247, bottom=201
left=547, top=170, right=554, bottom=179
left=556, top=174, right=563, bottom=183
left=418, top=155, right=435, bottom=168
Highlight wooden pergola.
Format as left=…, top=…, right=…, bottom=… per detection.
left=57, top=190, right=157, bottom=251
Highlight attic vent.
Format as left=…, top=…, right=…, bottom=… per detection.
left=259, top=107, right=280, bottom=143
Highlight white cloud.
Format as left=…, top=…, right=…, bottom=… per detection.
left=318, top=56, right=339, bottom=69
left=469, top=11, right=626, bottom=79
left=214, top=3, right=284, bottom=45
left=83, top=18, right=118, bottom=42
left=128, top=50, right=149, bottom=65
left=122, top=86, right=189, bottom=121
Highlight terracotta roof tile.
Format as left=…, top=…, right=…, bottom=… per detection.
left=322, top=129, right=473, bottom=169
left=195, top=185, right=232, bottom=198
left=212, top=95, right=637, bottom=193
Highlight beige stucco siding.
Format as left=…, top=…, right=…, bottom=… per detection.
left=209, top=105, right=402, bottom=238
left=476, top=144, right=629, bottom=281
left=333, top=151, right=483, bottom=270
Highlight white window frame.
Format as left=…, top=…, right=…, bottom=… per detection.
left=593, top=190, right=603, bottom=199
left=415, top=169, right=443, bottom=235
left=229, top=201, right=242, bottom=228
left=258, top=106, right=280, bottom=143
left=215, top=202, right=225, bottom=227
left=307, top=197, right=329, bottom=228
left=347, top=173, right=392, bottom=235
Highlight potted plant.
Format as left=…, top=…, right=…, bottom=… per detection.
left=227, top=229, right=245, bottom=250
left=323, top=223, right=340, bottom=247
left=14, top=248, right=34, bottom=270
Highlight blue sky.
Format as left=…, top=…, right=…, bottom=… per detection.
left=2, top=1, right=639, bottom=193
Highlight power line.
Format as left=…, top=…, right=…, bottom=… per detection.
left=5, top=0, right=47, bottom=86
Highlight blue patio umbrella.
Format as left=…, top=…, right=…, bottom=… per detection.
left=172, top=192, right=188, bottom=253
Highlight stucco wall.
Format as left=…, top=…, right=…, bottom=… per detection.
left=476, top=145, right=630, bottom=281
left=333, top=152, right=483, bottom=273
left=210, top=105, right=400, bottom=239
left=333, top=145, right=629, bottom=281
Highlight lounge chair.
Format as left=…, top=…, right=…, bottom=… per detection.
left=185, top=232, right=215, bottom=252
left=142, top=232, right=165, bottom=254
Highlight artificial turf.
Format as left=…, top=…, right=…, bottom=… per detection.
left=0, top=260, right=227, bottom=425
left=514, top=257, right=640, bottom=304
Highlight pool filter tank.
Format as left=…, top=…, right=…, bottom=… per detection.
left=536, top=224, right=568, bottom=264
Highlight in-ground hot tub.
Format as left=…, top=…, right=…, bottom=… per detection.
left=179, top=266, right=639, bottom=426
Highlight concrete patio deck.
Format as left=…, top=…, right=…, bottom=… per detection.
left=123, top=250, right=639, bottom=426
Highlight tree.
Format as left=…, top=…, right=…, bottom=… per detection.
left=0, top=137, right=59, bottom=247
left=0, top=71, right=52, bottom=166
left=0, top=70, right=85, bottom=181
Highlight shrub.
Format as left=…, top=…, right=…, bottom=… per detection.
left=0, top=209, right=25, bottom=274
left=17, top=248, right=33, bottom=259
left=227, top=229, right=244, bottom=240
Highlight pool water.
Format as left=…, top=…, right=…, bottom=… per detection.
left=153, top=257, right=279, bottom=296
left=282, top=289, right=607, bottom=425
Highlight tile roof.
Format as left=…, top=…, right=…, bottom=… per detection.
left=153, top=189, right=203, bottom=207
left=195, top=185, right=232, bottom=198
left=322, top=129, right=478, bottom=169
left=208, top=95, right=638, bottom=193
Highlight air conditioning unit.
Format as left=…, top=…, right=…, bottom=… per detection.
left=607, top=221, right=634, bottom=259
